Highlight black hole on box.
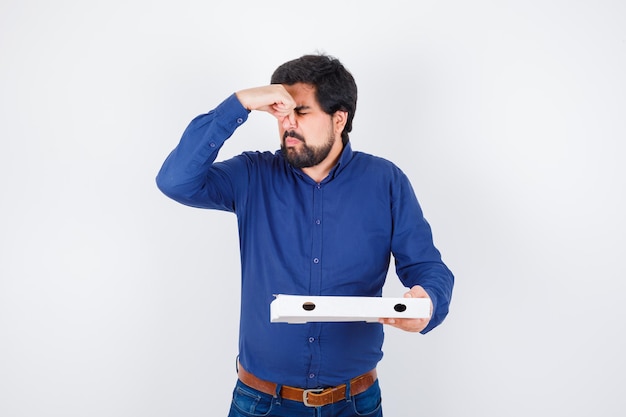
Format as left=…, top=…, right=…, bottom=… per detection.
left=302, top=302, right=316, bottom=311
left=394, top=303, right=407, bottom=312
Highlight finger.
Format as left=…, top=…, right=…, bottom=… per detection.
left=273, top=102, right=294, bottom=114
left=271, top=104, right=290, bottom=119
left=286, top=110, right=295, bottom=125
left=405, top=287, right=419, bottom=298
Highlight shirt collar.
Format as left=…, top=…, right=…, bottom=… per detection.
left=326, top=141, right=353, bottom=181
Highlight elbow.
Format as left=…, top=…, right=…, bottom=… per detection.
left=155, top=171, right=185, bottom=202
left=155, top=170, right=211, bottom=209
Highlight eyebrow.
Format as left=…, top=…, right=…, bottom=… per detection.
left=294, top=105, right=311, bottom=112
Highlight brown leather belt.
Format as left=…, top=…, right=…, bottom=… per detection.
left=237, top=364, right=377, bottom=407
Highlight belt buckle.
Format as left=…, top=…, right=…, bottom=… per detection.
left=302, top=388, right=324, bottom=407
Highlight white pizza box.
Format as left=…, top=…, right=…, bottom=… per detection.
left=270, top=294, right=430, bottom=324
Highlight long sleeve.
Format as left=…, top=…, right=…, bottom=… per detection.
left=390, top=169, right=454, bottom=334
left=155, top=93, right=250, bottom=211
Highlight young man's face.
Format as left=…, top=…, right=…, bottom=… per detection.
left=279, top=82, right=344, bottom=169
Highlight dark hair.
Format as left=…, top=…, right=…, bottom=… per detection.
left=270, top=54, right=357, bottom=145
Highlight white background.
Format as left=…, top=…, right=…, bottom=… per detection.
left=1, top=1, right=625, bottom=416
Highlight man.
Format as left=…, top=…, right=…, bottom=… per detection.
left=156, top=54, right=454, bottom=417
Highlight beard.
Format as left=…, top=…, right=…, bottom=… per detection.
left=281, top=128, right=335, bottom=169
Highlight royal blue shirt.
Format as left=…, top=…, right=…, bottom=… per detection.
left=156, top=93, right=454, bottom=388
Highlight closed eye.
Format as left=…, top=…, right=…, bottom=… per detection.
left=294, top=106, right=310, bottom=116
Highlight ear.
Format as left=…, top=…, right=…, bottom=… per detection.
left=333, top=110, right=348, bottom=135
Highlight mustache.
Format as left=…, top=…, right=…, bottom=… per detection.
left=283, top=130, right=305, bottom=142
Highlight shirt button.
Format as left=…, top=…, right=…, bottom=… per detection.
left=315, top=219, right=321, bottom=225
left=209, top=142, right=216, bottom=148
left=309, top=337, right=315, bottom=343
left=309, top=373, right=315, bottom=379
left=316, top=184, right=321, bottom=189
left=313, top=258, right=319, bottom=264
left=236, top=117, right=244, bottom=124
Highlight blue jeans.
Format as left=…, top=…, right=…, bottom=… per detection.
left=227, top=378, right=383, bottom=417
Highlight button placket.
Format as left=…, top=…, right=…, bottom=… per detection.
left=309, top=183, right=323, bottom=295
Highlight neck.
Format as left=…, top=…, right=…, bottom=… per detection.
left=302, top=142, right=344, bottom=183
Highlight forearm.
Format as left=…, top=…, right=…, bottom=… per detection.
left=155, top=94, right=249, bottom=207
left=391, top=173, right=454, bottom=333
left=406, top=262, right=454, bottom=333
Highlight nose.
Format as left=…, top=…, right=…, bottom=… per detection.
left=281, top=113, right=297, bottom=130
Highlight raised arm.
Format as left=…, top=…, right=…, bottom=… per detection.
left=156, top=86, right=297, bottom=210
